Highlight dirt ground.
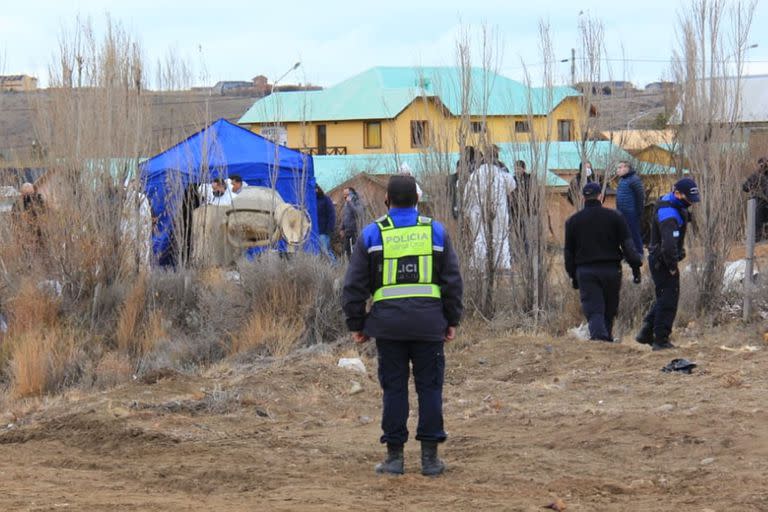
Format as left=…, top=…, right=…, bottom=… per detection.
left=1, top=322, right=768, bottom=512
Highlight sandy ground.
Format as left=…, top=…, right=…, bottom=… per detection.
left=1, top=322, right=768, bottom=512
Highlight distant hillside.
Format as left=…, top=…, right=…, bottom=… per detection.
left=0, top=91, right=260, bottom=164
left=591, top=90, right=673, bottom=131
left=0, top=87, right=673, bottom=165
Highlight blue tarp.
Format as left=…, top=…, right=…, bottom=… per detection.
left=139, top=119, right=318, bottom=265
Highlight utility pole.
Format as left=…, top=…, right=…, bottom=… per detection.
left=744, top=198, right=757, bottom=322
left=571, top=48, right=576, bottom=85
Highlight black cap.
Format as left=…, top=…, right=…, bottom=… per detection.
left=582, top=182, right=601, bottom=198
left=674, top=178, right=700, bottom=203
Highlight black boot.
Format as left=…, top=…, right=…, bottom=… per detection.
left=652, top=338, right=676, bottom=351
left=635, top=323, right=654, bottom=345
left=375, top=443, right=404, bottom=475
left=420, top=441, right=445, bottom=476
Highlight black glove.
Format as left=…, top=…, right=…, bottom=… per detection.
left=632, top=267, right=641, bottom=284
left=571, top=277, right=579, bottom=290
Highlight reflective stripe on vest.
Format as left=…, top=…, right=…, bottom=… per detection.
left=373, top=215, right=440, bottom=302
left=373, top=283, right=441, bottom=302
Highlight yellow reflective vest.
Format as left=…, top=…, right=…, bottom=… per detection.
left=372, top=215, right=441, bottom=302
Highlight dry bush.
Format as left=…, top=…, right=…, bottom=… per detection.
left=9, top=328, right=84, bottom=398
left=232, top=311, right=303, bottom=357
left=5, top=279, right=60, bottom=335
left=140, top=310, right=167, bottom=358
left=115, top=273, right=148, bottom=355
left=147, top=269, right=198, bottom=328
left=93, top=351, right=133, bottom=389
left=235, top=253, right=345, bottom=357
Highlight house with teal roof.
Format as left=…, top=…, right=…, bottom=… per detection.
left=239, top=67, right=584, bottom=156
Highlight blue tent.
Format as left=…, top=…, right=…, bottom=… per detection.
left=139, top=119, right=318, bottom=265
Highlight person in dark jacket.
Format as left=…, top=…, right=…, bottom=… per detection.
left=340, top=187, right=364, bottom=258
left=741, top=157, right=768, bottom=241
left=565, top=182, right=642, bottom=342
left=342, top=175, right=463, bottom=477
left=315, top=185, right=337, bottom=263
left=450, top=146, right=477, bottom=219
left=615, top=161, right=645, bottom=256
left=636, top=178, right=700, bottom=351
left=12, top=182, right=46, bottom=253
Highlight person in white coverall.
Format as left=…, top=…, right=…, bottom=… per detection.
left=464, top=148, right=516, bottom=270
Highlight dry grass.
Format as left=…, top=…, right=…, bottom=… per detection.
left=231, top=312, right=303, bottom=357
left=140, top=310, right=167, bottom=358
left=9, top=328, right=83, bottom=398
left=93, top=352, right=134, bottom=390
left=115, top=273, right=148, bottom=356
left=5, top=279, right=60, bottom=335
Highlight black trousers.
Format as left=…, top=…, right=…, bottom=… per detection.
left=643, top=255, right=680, bottom=341
left=576, top=263, right=622, bottom=341
left=375, top=339, right=446, bottom=446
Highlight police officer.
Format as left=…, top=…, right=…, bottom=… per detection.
left=636, top=178, right=700, bottom=350
left=564, top=182, right=642, bottom=342
left=342, top=175, right=463, bottom=476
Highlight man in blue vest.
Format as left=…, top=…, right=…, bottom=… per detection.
left=343, top=175, right=463, bottom=477
left=636, top=178, right=700, bottom=350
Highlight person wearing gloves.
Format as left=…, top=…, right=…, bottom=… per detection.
left=636, top=178, right=700, bottom=351
left=565, top=182, right=643, bottom=342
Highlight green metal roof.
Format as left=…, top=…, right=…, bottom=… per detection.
left=239, top=67, right=581, bottom=124
left=496, top=141, right=634, bottom=173
left=311, top=151, right=568, bottom=192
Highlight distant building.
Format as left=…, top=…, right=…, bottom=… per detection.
left=645, top=81, right=676, bottom=92
left=670, top=74, right=768, bottom=160
left=600, top=129, right=682, bottom=168
left=211, top=81, right=252, bottom=95
left=252, top=75, right=270, bottom=96
left=575, top=81, right=635, bottom=96
left=0, top=75, right=38, bottom=92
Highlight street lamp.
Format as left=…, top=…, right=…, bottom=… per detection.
left=272, top=61, right=301, bottom=92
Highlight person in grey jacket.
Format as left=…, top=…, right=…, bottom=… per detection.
left=340, top=187, right=364, bottom=258
left=615, top=161, right=645, bottom=256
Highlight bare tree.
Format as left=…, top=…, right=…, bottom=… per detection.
left=672, top=0, right=756, bottom=314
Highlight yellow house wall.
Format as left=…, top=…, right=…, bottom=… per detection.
left=243, top=96, right=586, bottom=154
left=635, top=146, right=676, bottom=167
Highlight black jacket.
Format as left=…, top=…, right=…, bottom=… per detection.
left=742, top=169, right=768, bottom=201
left=342, top=208, right=463, bottom=342
left=564, top=200, right=642, bottom=279
left=316, top=194, right=336, bottom=235
left=648, top=193, right=690, bottom=270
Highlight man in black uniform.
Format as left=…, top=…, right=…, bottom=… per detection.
left=636, top=178, right=700, bottom=350
left=565, top=182, right=642, bottom=342
left=342, top=175, right=463, bottom=476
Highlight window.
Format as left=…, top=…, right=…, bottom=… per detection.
left=364, top=121, right=382, bottom=148
left=410, top=120, right=429, bottom=148
left=557, top=119, right=574, bottom=141
left=470, top=121, right=487, bottom=134
left=515, top=121, right=530, bottom=133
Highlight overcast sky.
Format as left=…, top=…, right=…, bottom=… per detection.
left=1, top=0, right=766, bottom=89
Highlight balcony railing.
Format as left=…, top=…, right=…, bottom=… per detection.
left=296, top=146, right=347, bottom=156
